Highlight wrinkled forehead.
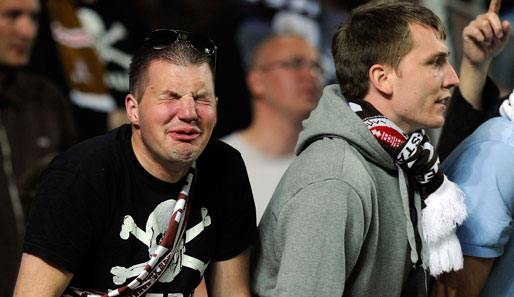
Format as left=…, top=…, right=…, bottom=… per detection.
left=144, top=60, right=215, bottom=90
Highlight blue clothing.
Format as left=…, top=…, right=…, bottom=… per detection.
left=442, top=116, right=514, bottom=297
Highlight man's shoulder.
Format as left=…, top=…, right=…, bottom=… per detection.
left=272, top=136, right=381, bottom=208
left=200, top=137, right=244, bottom=163
left=293, top=135, right=379, bottom=181
left=14, top=70, right=67, bottom=102
left=444, top=116, right=514, bottom=169
left=49, top=126, right=129, bottom=173
left=462, top=116, right=513, bottom=144
left=16, top=70, right=55, bottom=86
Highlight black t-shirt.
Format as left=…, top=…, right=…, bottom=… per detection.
left=24, top=124, right=257, bottom=296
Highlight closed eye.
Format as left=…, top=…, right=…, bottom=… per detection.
left=194, top=94, right=213, bottom=103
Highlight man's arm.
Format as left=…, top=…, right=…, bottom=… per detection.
left=13, top=253, right=73, bottom=297
left=437, top=0, right=510, bottom=160
left=459, top=0, right=510, bottom=110
left=431, top=256, right=495, bottom=297
left=251, top=180, right=365, bottom=296
left=205, top=247, right=252, bottom=297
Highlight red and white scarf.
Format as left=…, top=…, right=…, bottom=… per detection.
left=64, top=163, right=196, bottom=297
left=350, top=100, right=467, bottom=277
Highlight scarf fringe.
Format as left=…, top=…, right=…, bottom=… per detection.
left=421, top=176, right=467, bottom=276
left=423, top=232, right=464, bottom=277
left=422, top=176, right=467, bottom=243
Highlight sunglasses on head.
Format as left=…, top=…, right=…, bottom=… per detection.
left=145, top=29, right=217, bottom=71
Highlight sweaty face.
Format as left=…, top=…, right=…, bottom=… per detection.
left=0, top=0, right=39, bottom=66
left=252, top=36, right=323, bottom=124
left=132, top=60, right=217, bottom=169
left=389, top=23, right=459, bottom=134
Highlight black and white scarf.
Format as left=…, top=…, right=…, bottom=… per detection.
left=350, top=100, right=467, bottom=277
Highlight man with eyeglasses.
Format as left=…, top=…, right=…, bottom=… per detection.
left=13, top=29, right=257, bottom=297
left=222, top=34, right=323, bottom=221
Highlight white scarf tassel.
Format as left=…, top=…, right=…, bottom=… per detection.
left=421, top=176, right=467, bottom=276
left=422, top=176, right=467, bottom=243
left=424, top=232, right=464, bottom=276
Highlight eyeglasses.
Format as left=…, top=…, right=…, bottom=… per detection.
left=257, top=57, right=323, bottom=74
left=145, top=29, right=217, bottom=70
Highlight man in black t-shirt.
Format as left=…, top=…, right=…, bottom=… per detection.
left=13, top=29, right=257, bottom=297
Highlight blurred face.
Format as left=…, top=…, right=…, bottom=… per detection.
left=251, top=36, right=323, bottom=124
left=0, top=0, right=39, bottom=66
left=129, top=60, right=217, bottom=169
left=389, top=23, right=459, bottom=133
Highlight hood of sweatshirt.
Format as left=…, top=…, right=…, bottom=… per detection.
left=296, top=84, right=397, bottom=172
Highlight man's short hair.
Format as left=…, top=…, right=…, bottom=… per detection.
left=129, top=34, right=216, bottom=102
left=331, top=0, right=446, bottom=101
left=248, top=33, right=310, bottom=70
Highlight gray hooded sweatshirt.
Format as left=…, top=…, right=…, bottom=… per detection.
left=251, top=85, right=428, bottom=297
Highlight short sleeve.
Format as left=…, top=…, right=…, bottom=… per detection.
left=444, top=140, right=514, bottom=258
left=23, top=156, right=106, bottom=273
left=207, top=144, right=258, bottom=261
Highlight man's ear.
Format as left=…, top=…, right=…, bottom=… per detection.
left=369, top=64, right=393, bottom=96
left=214, top=96, right=219, bottom=126
left=246, top=70, right=265, bottom=97
left=125, top=94, right=139, bottom=126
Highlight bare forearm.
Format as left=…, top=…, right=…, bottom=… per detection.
left=458, top=0, right=511, bottom=110
left=459, top=57, right=491, bottom=110
left=431, top=256, right=494, bottom=297
left=13, top=253, right=73, bottom=297
left=206, top=247, right=252, bottom=297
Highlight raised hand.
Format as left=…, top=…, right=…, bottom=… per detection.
left=462, top=0, right=511, bottom=67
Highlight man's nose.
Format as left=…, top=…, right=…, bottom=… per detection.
left=178, top=96, right=198, bottom=122
left=444, top=63, right=459, bottom=88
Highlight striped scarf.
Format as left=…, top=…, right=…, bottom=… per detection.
left=64, top=164, right=196, bottom=297
left=350, top=100, right=467, bottom=277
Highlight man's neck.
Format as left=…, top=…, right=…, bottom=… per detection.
left=131, top=133, right=191, bottom=183
left=241, top=100, right=302, bottom=156
left=363, top=94, right=414, bottom=134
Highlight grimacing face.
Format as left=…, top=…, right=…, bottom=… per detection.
left=388, top=23, right=459, bottom=133
left=129, top=60, right=217, bottom=174
left=0, top=0, right=39, bottom=66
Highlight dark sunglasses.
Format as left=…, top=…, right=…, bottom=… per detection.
left=145, top=29, right=217, bottom=71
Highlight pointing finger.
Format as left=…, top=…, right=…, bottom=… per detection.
left=488, top=0, right=502, bottom=14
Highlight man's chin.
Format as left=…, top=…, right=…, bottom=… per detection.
left=168, top=144, right=207, bottom=163
left=433, top=118, right=445, bottom=129
left=169, top=150, right=197, bottom=163
left=3, top=54, right=30, bottom=67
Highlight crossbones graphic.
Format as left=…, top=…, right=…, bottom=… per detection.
left=111, top=200, right=211, bottom=285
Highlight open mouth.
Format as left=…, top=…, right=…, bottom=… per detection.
left=435, top=97, right=449, bottom=105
